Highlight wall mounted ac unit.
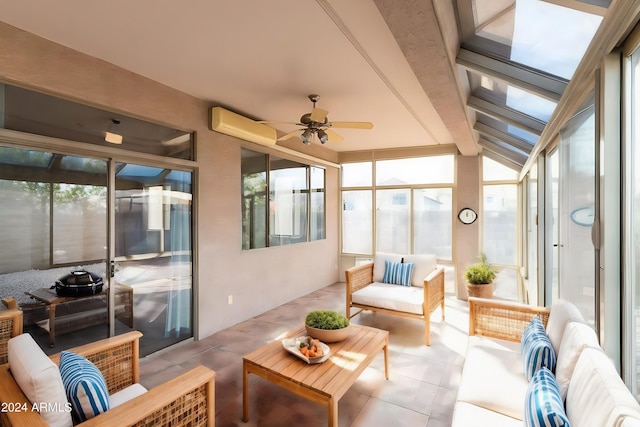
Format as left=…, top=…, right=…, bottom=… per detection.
left=210, top=107, right=277, bottom=146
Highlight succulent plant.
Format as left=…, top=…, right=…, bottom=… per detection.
left=305, top=310, right=349, bottom=330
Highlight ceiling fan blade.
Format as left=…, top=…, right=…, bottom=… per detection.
left=277, top=130, right=303, bottom=141
left=325, top=129, right=344, bottom=142
left=328, top=121, right=374, bottom=129
left=256, top=120, right=299, bottom=125
left=310, top=108, right=329, bottom=123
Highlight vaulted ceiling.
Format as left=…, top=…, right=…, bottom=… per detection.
left=0, top=0, right=610, bottom=169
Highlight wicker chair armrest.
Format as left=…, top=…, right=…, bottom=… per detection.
left=0, top=304, right=23, bottom=365
left=468, top=297, right=550, bottom=343
left=50, top=331, right=142, bottom=394
left=423, top=267, right=445, bottom=314
left=80, top=365, right=215, bottom=427
left=1, top=298, right=18, bottom=310
left=345, top=262, right=374, bottom=294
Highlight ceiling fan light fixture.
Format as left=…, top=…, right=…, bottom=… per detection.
left=105, top=119, right=123, bottom=144
left=300, top=128, right=313, bottom=144
left=317, top=129, right=328, bottom=144
left=105, top=131, right=123, bottom=144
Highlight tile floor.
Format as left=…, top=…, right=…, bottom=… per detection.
left=139, top=282, right=470, bottom=427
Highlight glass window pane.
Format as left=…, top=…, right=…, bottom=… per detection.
left=477, top=113, right=539, bottom=145
left=470, top=74, right=557, bottom=122
left=1, top=83, right=194, bottom=160
left=0, top=146, right=53, bottom=167
left=472, top=0, right=602, bottom=79
left=53, top=183, right=107, bottom=264
left=413, top=188, right=452, bottom=260
left=376, top=156, right=454, bottom=185
left=376, top=189, right=410, bottom=253
left=0, top=179, right=51, bottom=272
left=311, top=166, right=324, bottom=189
left=483, top=156, right=519, bottom=181
left=241, top=149, right=267, bottom=249
left=526, top=165, right=539, bottom=305
left=630, top=48, right=640, bottom=397
left=342, top=162, right=372, bottom=187
left=310, top=167, right=325, bottom=241
left=59, top=155, right=107, bottom=173
left=270, top=157, right=308, bottom=246
left=114, top=162, right=193, bottom=356
left=483, top=184, right=517, bottom=264
left=558, top=107, right=595, bottom=322
left=342, top=190, right=372, bottom=254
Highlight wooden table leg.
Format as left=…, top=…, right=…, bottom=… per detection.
left=48, top=303, right=56, bottom=347
left=384, top=340, right=389, bottom=380
left=328, top=397, right=337, bottom=427
left=242, top=361, right=249, bottom=422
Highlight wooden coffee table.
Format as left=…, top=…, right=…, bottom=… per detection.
left=242, top=323, right=389, bottom=427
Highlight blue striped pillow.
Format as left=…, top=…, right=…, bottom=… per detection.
left=521, top=316, right=556, bottom=381
left=59, top=351, right=110, bottom=422
left=524, top=367, right=570, bottom=427
left=382, top=260, right=415, bottom=286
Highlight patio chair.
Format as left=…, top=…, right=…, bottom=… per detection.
left=0, top=330, right=215, bottom=426
left=0, top=297, right=23, bottom=364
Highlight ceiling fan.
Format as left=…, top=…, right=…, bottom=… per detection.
left=260, top=94, right=373, bottom=144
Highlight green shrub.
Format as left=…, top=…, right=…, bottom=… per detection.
left=305, top=310, right=349, bottom=330
left=464, top=254, right=496, bottom=285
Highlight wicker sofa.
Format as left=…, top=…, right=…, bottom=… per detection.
left=0, top=331, right=216, bottom=427
left=345, top=252, right=445, bottom=345
left=453, top=297, right=640, bottom=426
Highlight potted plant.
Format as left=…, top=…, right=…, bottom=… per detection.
left=464, top=254, right=496, bottom=299
left=304, top=310, right=351, bottom=342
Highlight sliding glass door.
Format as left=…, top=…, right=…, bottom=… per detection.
left=0, top=145, right=193, bottom=356
left=113, top=163, right=193, bottom=355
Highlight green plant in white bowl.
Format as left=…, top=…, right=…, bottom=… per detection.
left=304, top=310, right=351, bottom=342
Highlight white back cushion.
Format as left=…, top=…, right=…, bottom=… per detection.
left=8, top=334, right=72, bottom=427
left=555, top=321, right=600, bottom=400
left=566, top=348, right=640, bottom=427
left=403, top=254, right=437, bottom=287
left=545, top=299, right=585, bottom=353
left=373, top=253, right=402, bottom=282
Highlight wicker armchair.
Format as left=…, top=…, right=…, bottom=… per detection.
left=0, top=331, right=216, bottom=427
left=0, top=298, right=23, bottom=365
left=345, top=262, right=445, bottom=345
left=468, top=296, right=550, bottom=342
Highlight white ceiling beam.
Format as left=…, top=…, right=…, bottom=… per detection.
left=474, top=122, right=533, bottom=154
left=457, top=48, right=566, bottom=102
left=467, top=96, right=546, bottom=135
left=478, top=138, right=527, bottom=170
left=541, top=0, right=609, bottom=17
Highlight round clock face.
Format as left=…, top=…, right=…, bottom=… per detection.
left=458, top=208, right=477, bottom=225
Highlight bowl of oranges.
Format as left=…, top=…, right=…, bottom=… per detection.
left=282, top=336, right=330, bottom=364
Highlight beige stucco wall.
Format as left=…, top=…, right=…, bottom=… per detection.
left=455, top=154, right=481, bottom=299
left=0, top=22, right=340, bottom=340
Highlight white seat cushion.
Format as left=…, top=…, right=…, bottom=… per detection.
left=109, top=383, right=148, bottom=408
left=8, top=334, right=73, bottom=427
left=456, top=336, right=528, bottom=420
left=452, top=401, right=522, bottom=427
left=351, top=282, right=424, bottom=315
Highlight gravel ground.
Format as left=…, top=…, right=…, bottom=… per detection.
left=0, top=263, right=105, bottom=306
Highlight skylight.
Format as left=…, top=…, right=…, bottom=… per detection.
left=474, top=0, right=602, bottom=79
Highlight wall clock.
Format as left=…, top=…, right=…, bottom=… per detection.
left=458, top=208, right=477, bottom=225
left=570, top=205, right=594, bottom=227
